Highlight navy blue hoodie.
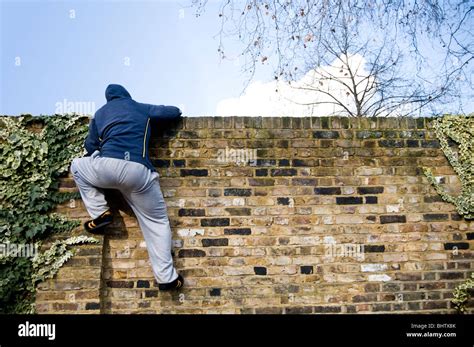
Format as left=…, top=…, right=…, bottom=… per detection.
left=84, top=84, right=182, bottom=171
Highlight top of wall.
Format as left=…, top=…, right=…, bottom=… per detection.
left=171, top=116, right=436, bottom=130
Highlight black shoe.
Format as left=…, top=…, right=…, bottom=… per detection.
left=158, top=274, right=184, bottom=291
left=84, top=209, right=113, bottom=234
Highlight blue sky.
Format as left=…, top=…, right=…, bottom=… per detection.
left=1, top=0, right=271, bottom=116
left=1, top=0, right=472, bottom=117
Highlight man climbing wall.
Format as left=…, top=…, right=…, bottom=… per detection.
left=70, top=84, right=183, bottom=291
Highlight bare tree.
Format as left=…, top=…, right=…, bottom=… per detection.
left=193, top=0, right=474, bottom=116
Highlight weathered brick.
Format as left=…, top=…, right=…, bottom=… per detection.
left=180, top=169, right=208, bottom=176
left=224, top=228, right=252, bottom=235
left=201, top=218, right=230, bottom=227
left=357, top=187, right=384, bottom=194
left=423, top=214, right=449, bottom=221
left=314, top=187, right=341, bottom=195
left=271, top=168, right=297, bottom=176
left=202, top=238, right=229, bottom=247
left=178, top=249, right=206, bottom=258
left=313, top=131, right=340, bottom=139
left=178, top=208, right=205, bottom=217
left=336, top=197, right=363, bottom=205
left=224, top=188, right=252, bottom=196
left=254, top=267, right=267, bottom=275
left=380, top=215, right=406, bottom=224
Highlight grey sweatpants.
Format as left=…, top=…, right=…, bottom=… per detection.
left=70, top=150, right=178, bottom=284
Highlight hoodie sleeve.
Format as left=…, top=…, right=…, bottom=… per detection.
left=140, top=103, right=182, bottom=120
left=84, top=118, right=100, bottom=156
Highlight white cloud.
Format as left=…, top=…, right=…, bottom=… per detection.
left=216, top=54, right=374, bottom=117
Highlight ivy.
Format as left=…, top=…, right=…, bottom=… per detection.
left=0, top=114, right=97, bottom=313
left=423, top=115, right=474, bottom=219
left=452, top=273, right=474, bottom=313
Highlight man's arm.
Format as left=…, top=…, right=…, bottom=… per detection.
left=84, top=117, right=100, bottom=156
left=140, top=103, right=182, bottom=121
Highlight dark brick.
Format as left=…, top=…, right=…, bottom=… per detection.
left=423, top=195, right=444, bottom=203
left=106, top=281, right=134, bottom=288
left=406, top=140, right=419, bottom=147
left=357, top=186, right=384, bottom=194
left=271, top=168, right=297, bottom=176
left=383, top=130, right=398, bottom=138
left=293, top=178, right=317, bottom=185
left=313, top=131, right=339, bottom=139
left=225, top=207, right=251, bottom=216
left=224, top=228, right=252, bottom=235
left=173, top=159, right=186, bottom=167
left=451, top=213, right=463, bottom=221
left=313, top=306, right=341, bottom=313
left=292, top=159, right=315, bottom=167
left=278, top=159, right=290, bottom=166
left=467, top=233, right=474, bottom=240
left=300, top=266, right=314, bottom=274
left=382, top=283, right=401, bottom=292
left=224, top=188, right=252, bottom=196
left=180, top=169, right=208, bottom=177
left=380, top=215, right=406, bottom=224
left=152, top=159, right=170, bottom=167
left=346, top=306, right=357, bottom=313
left=365, top=196, right=378, bottom=204
left=416, top=117, right=425, bottom=128
left=210, top=288, right=221, bottom=296
left=444, top=242, right=469, bottom=250
left=356, top=131, right=383, bottom=139
left=364, top=245, right=385, bottom=253
left=178, top=249, right=206, bottom=258
left=321, top=117, right=330, bottom=129
left=85, top=302, right=100, bottom=310
left=314, top=187, right=341, bottom=195
left=286, top=306, right=312, bottom=314
left=201, top=218, right=230, bottom=227
left=178, top=208, right=205, bottom=217
left=277, top=197, right=291, bottom=205
left=372, top=303, right=392, bottom=312
left=256, top=159, right=276, bottom=167
left=136, top=280, right=150, bottom=288
left=254, top=267, right=267, bottom=275
left=379, top=139, right=404, bottom=148
left=421, top=140, right=440, bottom=148
left=202, top=238, right=229, bottom=247
left=336, top=197, right=363, bottom=205
left=396, top=273, right=422, bottom=281
left=255, top=169, right=268, bottom=176
left=423, top=214, right=449, bottom=221
left=352, top=294, right=378, bottom=303
left=145, top=290, right=159, bottom=298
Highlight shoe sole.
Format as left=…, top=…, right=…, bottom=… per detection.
left=84, top=220, right=112, bottom=234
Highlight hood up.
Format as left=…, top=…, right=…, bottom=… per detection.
left=105, top=84, right=132, bottom=102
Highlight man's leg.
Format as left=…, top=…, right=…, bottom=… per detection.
left=70, top=155, right=110, bottom=219
left=120, top=171, right=178, bottom=285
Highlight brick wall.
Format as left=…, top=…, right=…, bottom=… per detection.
left=36, top=117, right=473, bottom=314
